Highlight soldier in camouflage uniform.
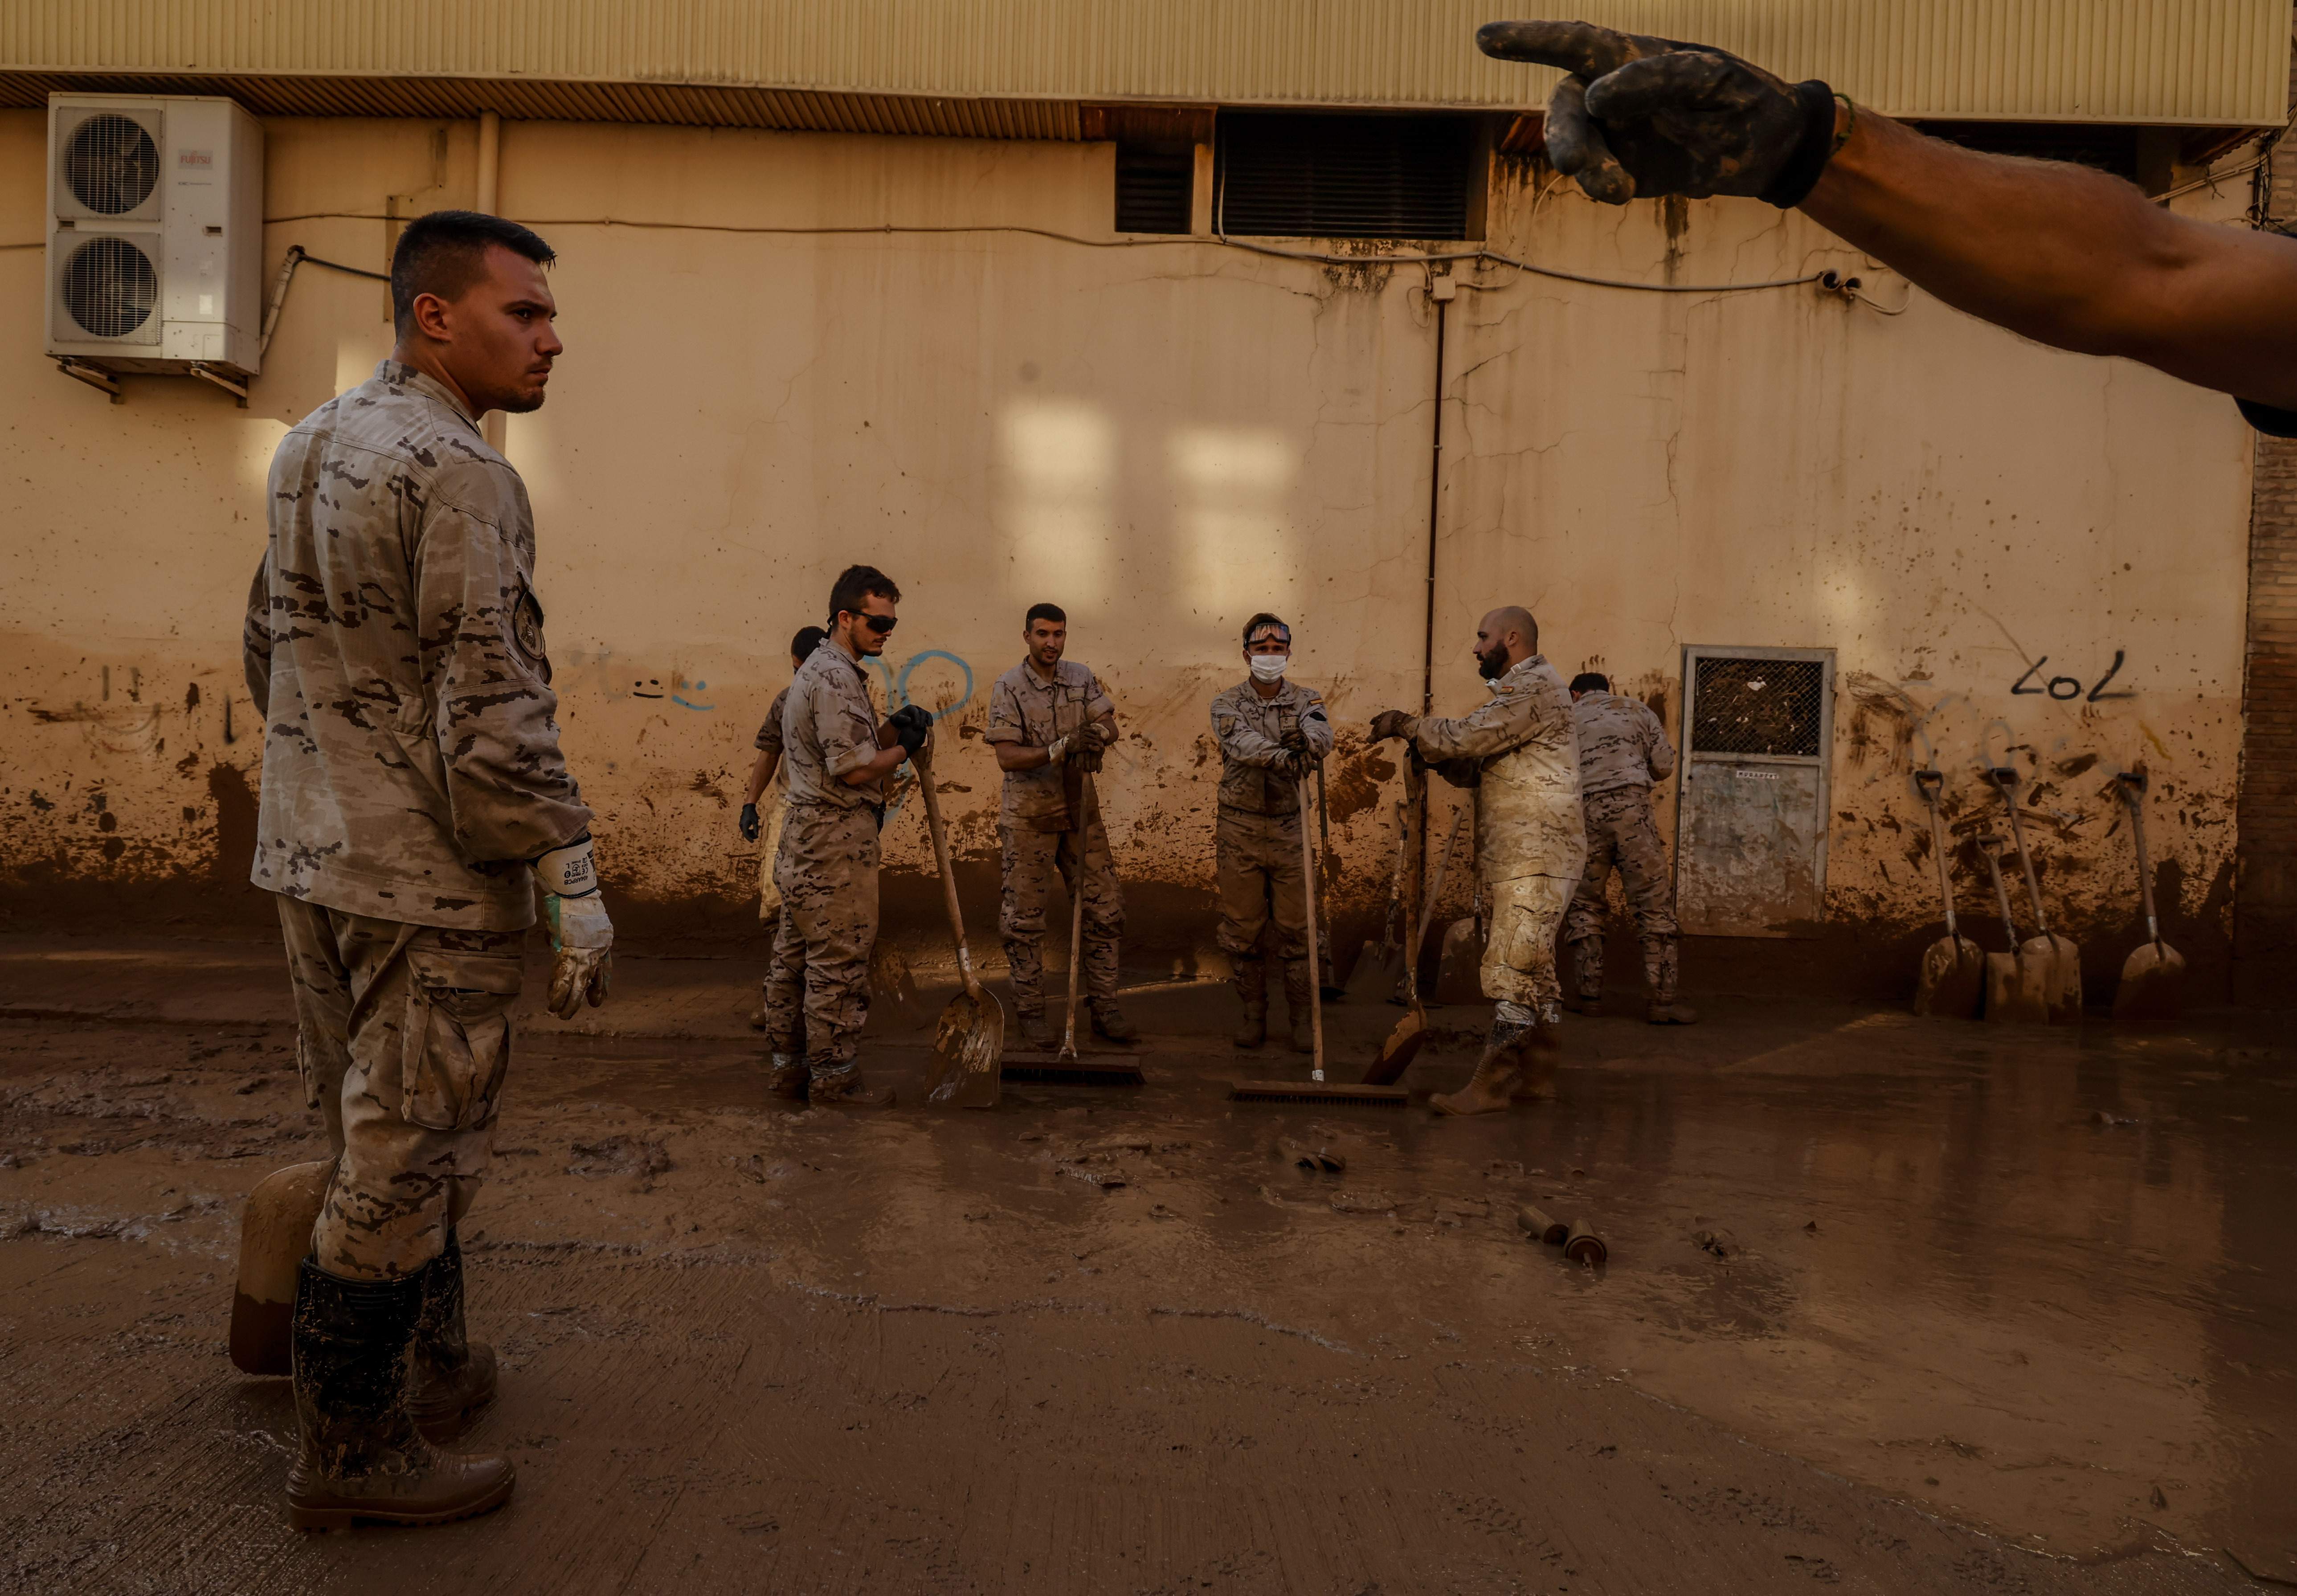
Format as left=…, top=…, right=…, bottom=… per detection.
left=1209, top=613, right=1333, bottom=1052
left=1563, top=673, right=1695, bottom=1024
left=740, top=625, right=828, bottom=1029
left=1372, top=607, right=1585, bottom=1116
left=985, top=603, right=1137, bottom=1047
left=242, top=213, right=612, bottom=1528
left=761, top=566, right=930, bottom=1103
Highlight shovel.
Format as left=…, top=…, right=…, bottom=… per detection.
left=2111, top=771, right=2187, bottom=1027
left=1316, top=767, right=1345, bottom=1000
left=1363, top=756, right=1431, bottom=1086
left=915, top=737, right=1005, bottom=1107
left=1003, top=776, right=1142, bottom=1083
left=1978, top=834, right=2049, bottom=1024
left=1987, top=767, right=2083, bottom=1023
left=1911, top=770, right=1983, bottom=1019
left=1343, top=801, right=1411, bottom=1004
left=1399, top=804, right=1468, bottom=1005
left=1433, top=873, right=1486, bottom=1006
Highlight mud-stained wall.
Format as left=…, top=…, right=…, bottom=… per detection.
left=0, top=110, right=2256, bottom=997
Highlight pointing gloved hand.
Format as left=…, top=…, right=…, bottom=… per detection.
left=888, top=704, right=932, bottom=755
left=1476, top=20, right=1840, bottom=207
left=1369, top=709, right=1418, bottom=743
left=536, top=837, right=613, bottom=1020
left=738, top=803, right=761, bottom=842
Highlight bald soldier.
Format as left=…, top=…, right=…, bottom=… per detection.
left=243, top=211, right=609, bottom=1527
left=1564, top=672, right=1696, bottom=1024
left=1209, top=612, right=1333, bottom=1051
left=1371, top=607, right=1585, bottom=1116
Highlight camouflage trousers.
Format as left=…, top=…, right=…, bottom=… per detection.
left=1000, top=819, right=1122, bottom=1015
left=1214, top=809, right=1312, bottom=963
left=276, top=896, right=523, bottom=1282
left=1481, top=873, right=1575, bottom=1012
left=1564, top=784, right=1680, bottom=1001
left=764, top=804, right=880, bottom=1076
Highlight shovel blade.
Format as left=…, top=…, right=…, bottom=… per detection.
left=1344, top=939, right=1403, bottom=1006
left=2021, top=934, right=2084, bottom=1024
left=230, top=1159, right=332, bottom=1375
left=925, top=989, right=1005, bottom=1108
left=2113, top=942, right=2187, bottom=1029
left=1433, top=918, right=1486, bottom=1006
left=1984, top=951, right=2050, bottom=1024
left=1914, top=935, right=1985, bottom=1020
left=1362, top=1008, right=1426, bottom=1086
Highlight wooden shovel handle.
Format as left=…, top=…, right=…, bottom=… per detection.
left=1297, top=764, right=1326, bottom=1080
left=1402, top=756, right=1427, bottom=1022
left=912, top=738, right=982, bottom=1001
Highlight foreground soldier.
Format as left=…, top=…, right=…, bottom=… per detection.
left=1208, top=613, right=1333, bottom=1051
left=762, top=566, right=929, bottom=1103
left=741, top=624, right=828, bottom=1029
left=985, top=603, right=1138, bottom=1047
left=1371, top=607, right=1584, bottom=1116
left=1563, top=673, right=1695, bottom=1024
left=243, top=211, right=611, bottom=1528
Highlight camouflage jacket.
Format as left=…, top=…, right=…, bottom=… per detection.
left=1572, top=690, right=1675, bottom=796
left=985, top=659, right=1115, bottom=833
left=242, top=360, right=589, bottom=931
left=1209, top=679, right=1332, bottom=818
left=1412, top=655, right=1586, bottom=884
left=781, top=639, right=886, bottom=810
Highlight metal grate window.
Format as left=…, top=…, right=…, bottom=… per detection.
left=1689, top=657, right=1826, bottom=758
left=1114, top=141, right=1194, bottom=233
left=1217, top=112, right=1475, bottom=240
left=63, top=113, right=160, bottom=215
left=61, top=236, right=159, bottom=338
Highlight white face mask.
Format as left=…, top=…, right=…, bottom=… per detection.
left=1249, top=653, right=1289, bottom=682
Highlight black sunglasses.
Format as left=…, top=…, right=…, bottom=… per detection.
left=844, top=611, right=898, bottom=635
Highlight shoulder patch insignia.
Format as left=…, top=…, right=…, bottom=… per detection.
left=512, top=588, right=552, bottom=682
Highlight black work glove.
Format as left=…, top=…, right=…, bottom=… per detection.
left=1073, top=744, right=1105, bottom=776
left=1476, top=21, right=1839, bottom=208
left=1279, top=726, right=1310, bottom=755
left=889, top=704, right=932, bottom=754
left=738, top=803, right=761, bottom=842
left=1369, top=709, right=1416, bottom=743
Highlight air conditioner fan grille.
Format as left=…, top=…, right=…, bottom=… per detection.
left=62, top=236, right=159, bottom=339
left=63, top=113, right=159, bottom=215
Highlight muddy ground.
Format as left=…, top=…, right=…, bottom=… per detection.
left=3, top=932, right=2293, bottom=1594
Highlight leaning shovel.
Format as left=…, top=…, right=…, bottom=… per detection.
left=1987, top=767, right=2083, bottom=1024
left=1364, top=756, right=1430, bottom=1086
left=2110, top=771, right=2186, bottom=1027
left=1911, top=769, right=1983, bottom=1019
left=914, top=737, right=1004, bottom=1107
left=1978, top=834, right=2049, bottom=1024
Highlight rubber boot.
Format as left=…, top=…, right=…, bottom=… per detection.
left=1089, top=999, right=1141, bottom=1045
left=285, top=1259, right=515, bottom=1530
left=1283, top=960, right=1316, bottom=1054
left=766, top=1051, right=809, bottom=1100
left=809, top=1061, right=893, bottom=1107
left=1230, top=956, right=1268, bottom=1049
left=405, top=1234, right=496, bottom=1442
left=1643, top=935, right=1698, bottom=1025
left=1014, top=1009, right=1056, bottom=1050
left=1512, top=1002, right=1565, bottom=1100
left=1431, top=1015, right=1533, bottom=1117
left=1561, top=936, right=1604, bottom=1016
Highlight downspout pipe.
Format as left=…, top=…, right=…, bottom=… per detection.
left=476, top=110, right=507, bottom=453
left=1423, top=277, right=1455, bottom=717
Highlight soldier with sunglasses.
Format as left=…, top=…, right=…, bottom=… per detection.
left=762, top=563, right=930, bottom=1105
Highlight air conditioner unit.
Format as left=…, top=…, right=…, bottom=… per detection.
left=46, top=93, right=263, bottom=397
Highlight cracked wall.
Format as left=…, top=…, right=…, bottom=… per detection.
left=0, top=113, right=2258, bottom=998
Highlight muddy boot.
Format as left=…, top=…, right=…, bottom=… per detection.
left=1513, top=1002, right=1565, bottom=1099
left=1643, top=935, right=1698, bottom=1025
left=1089, top=999, right=1141, bottom=1045
left=766, top=1051, right=809, bottom=1100
left=1014, top=1008, right=1056, bottom=1050
left=1230, top=956, right=1268, bottom=1049
left=1283, top=960, right=1316, bottom=1053
left=1561, top=936, right=1604, bottom=1015
left=808, top=1061, right=893, bottom=1107
left=405, top=1234, right=495, bottom=1442
left=1431, top=1009, right=1533, bottom=1117
left=285, top=1259, right=515, bottom=1531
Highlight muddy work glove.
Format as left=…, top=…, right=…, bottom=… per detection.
left=1477, top=20, right=1839, bottom=207
left=1072, top=743, right=1105, bottom=776
left=1279, top=725, right=1311, bottom=755
left=537, top=837, right=613, bottom=1020
left=888, top=704, right=932, bottom=755
left=1369, top=709, right=1418, bottom=743
left=738, top=803, right=761, bottom=843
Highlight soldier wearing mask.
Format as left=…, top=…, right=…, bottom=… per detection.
left=762, top=566, right=931, bottom=1105
left=1208, top=613, right=1333, bottom=1050
left=1563, top=672, right=1694, bottom=1024
left=243, top=211, right=609, bottom=1527
left=985, top=603, right=1138, bottom=1047
left=1370, top=607, right=1584, bottom=1116
left=740, top=624, right=829, bottom=1029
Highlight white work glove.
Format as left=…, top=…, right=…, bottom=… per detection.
left=1043, top=734, right=1072, bottom=767
left=537, top=837, right=613, bottom=1020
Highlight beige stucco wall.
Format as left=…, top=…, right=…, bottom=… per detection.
left=0, top=108, right=2255, bottom=991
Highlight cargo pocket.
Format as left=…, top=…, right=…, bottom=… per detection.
left=400, top=950, right=523, bottom=1131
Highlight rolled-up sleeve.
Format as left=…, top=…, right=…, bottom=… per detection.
left=416, top=461, right=591, bottom=862
left=812, top=676, right=880, bottom=779
left=984, top=676, right=1024, bottom=745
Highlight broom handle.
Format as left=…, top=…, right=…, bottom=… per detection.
left=1298, top=766, right=1326, bottom=1082
left=1060, top=776, right=1094, bottom=1056
left=914, top=738, right=982, bottom=1003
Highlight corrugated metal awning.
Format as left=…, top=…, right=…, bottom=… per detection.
left=4, top=0, right=2289, bottom=127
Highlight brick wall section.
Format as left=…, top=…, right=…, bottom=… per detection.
left=2236, top=39, right=2297, bottom=1004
